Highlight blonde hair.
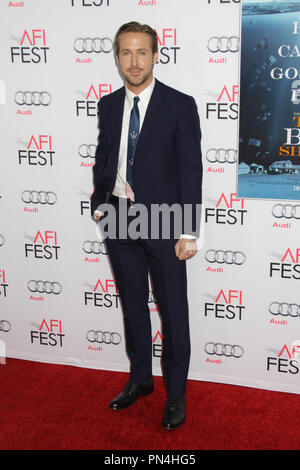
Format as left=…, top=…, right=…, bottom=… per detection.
left=114, top=21, right=158, bottom=56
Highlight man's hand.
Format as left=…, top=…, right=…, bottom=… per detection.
left=175, top=238, right=198, bottom=261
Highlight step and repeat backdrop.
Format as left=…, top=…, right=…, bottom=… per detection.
left=1, top=0, right=300, bottom=395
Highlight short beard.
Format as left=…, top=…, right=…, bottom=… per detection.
left=123, top=65, right=154, bottom=91
left=126, top=75, right=149, bottom=89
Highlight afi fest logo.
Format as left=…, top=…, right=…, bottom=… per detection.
left=76, top=83, right=112, bottom=116
left=24, top=230, right=60, bottom=260
left=155, top=28, right=180, bottom=64
left=153, top=330, right=162, bottom=358
left=0, top=269, right=8, bottom=298
left=267, top=342, right=300, bottom=375
left=70, top=0, right=110, bottom=6
left=18, top=135, right=55, bottom=166
left=84, top=278, right=121, bottom=309
left=204, top=289, right=245, bottom=321
left=206, top=85, right=238, bottom=120
left=30, top=319, right=65, bottom=347
left=270, top=248, right=300, bottom=279
left=10, top=29, right=49, bottom=63
left=205, top=193, right=247, bottom=225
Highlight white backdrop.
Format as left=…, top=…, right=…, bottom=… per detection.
left=1, top=0, right=300, bottom=395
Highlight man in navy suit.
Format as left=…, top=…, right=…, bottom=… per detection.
left=91, top=21, right=202, bottom=430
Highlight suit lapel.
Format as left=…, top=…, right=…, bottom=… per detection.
left=109, top=80, right=163, bottom=166
left=138, top=79, right=163, bottom=144
left=111, top=86, right=125, bottom=146
left=132, top=79, right=164, bottom=164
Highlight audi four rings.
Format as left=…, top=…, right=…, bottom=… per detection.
left=207, top=36, right=239, bottom=53
left=269, top=302, right=300, bottom=317
left=205, top=250, right=246, bottom=265
left=73, top=37, right=113, bottom=53
left=272, top=204, right=300, bottom=219
left=15, top=91, right=52, bottom=106
left=22, top=191, right=57, bottom=205
left=205, top=342, right=244, bottom=358
left=0, top=321, right=11, bottom=332
left=78, top=144, right=97, bottom=158
left=83, top=241, right=107, bottom=255
left=27, top=280, right=62, bottom=295
left=206, top=148, right=237, bottom=164
left=86, top=330, right=121, bottom=344
left=0, top=235, right=4, bottom=247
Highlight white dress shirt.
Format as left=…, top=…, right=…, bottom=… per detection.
left=111, top=77, right=155, bottom=198
left=94, top=77, right=196, bottom=240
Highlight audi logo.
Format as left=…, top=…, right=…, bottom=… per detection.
left=82, top=241, right=107, bottom=255
left=272, top=204, right=300, bottom=219
left=205, top=250, right=246, bottom=265
left=27, top=280, right=62, bottom=295
left=205, top=342, right=244, bottom=358
left=74, top=37, right=113, bottom=53
left=207, top=36, right=239, bottom=53
left=269, top=302, right=300, bottom=318
left=15, top=91, right=52, bottom=106
left=21, top=191, right=57, bottom=205
left=0, top=320, right=11, bottom=332
left=86, top=330, right=121, bottom=345
left=78, top=144, right=96, bottom=158
left=0, top=235, right=4, bottom=247
left=206, top=148, right=237, bottom=164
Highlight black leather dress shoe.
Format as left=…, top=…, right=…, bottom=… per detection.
left=109, top=377, right=154, bottom=410
left=162, top=396, right=186, bottom=430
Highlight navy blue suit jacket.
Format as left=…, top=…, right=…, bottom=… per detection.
left=90, top=79, right=202, bottom=238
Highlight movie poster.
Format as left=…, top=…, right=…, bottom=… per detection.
left=238, top=0, right=300, bottom=200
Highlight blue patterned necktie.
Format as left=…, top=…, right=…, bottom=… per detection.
left=126, top=96, right=140, bottom=202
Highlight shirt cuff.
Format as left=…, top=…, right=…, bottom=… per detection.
left=180, top=234, right=197, bottom=240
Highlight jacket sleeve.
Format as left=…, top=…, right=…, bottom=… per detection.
left=176, top=95, right=203, bottom=237
left=90, top=99, right=110, bottom=217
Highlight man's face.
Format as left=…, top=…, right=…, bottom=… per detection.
left=116, top=32, right=158, bottom=93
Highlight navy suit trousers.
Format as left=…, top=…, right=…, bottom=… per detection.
left=102, top=200, right=191, bottom=400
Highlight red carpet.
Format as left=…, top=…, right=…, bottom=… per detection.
left=0, top=358, right=299, bottom=450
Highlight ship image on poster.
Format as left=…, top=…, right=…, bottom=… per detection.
left=238, top=0, right=300, bottom=200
